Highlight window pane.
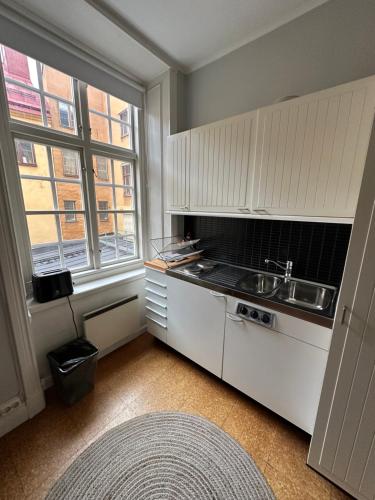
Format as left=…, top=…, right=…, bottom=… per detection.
left=52, top=147, right=81, bottom=179
left=87, top=85, right=108, bottom=114
left=114, top=160, right=133, bottom=187
left=1, top=44, right=78, bottom=135
left=56, top=183, right=84, bottom=211
left=59, top=214, right=89, bottom=270
left=96, top=187, right=114, bottom=210
left=109, top=95, right=130, bottom=121
left=117, top=213, right=136, bottom=259
left=6, top=82, right=43, bottom=126
left=115, top=187, right=134, bottom=210
left=1, top=46, right=39, bottom=88
left=93, top=156, right=111, bottom=183
left=98, top=213, right=115, bottom=263
left=15, top=141, right=50, bottom=177
left=89, top=112, right=110, bottom=144
left=27, top=214, right=60, bottom=273
left=42, top=66, right=74, bottom=101
left=45, top=97, right=76, bottom=135
left=21, top=179, right=54, bottom=211
left=111, top=120, right=132, bottom=149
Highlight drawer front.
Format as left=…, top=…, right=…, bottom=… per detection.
left=145, top=268, right=168, bottom=287
left=146, top=316, right=167, bottom=342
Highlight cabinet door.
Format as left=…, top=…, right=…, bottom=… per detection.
left=222, top=297, right=328, bottom=433
left=166, top=131, right=190, bottom=211
left=190, top=111, right=257, bottom=213
left=167, top=277, right=226, bottom=377
left=252, top=77, right=375, bottom=217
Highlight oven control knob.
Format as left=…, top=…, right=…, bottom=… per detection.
left=250, top=310, right=259, bottom=320
left=262, top=313, right=271, bottom=325
left=238, top=304, right=248, bottom=316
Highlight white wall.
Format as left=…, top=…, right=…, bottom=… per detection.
left=0, top=273, right=21, bottom=405
left=185, top=0, right=375, bottom=129
left=30, top=276, right=146, bottom=381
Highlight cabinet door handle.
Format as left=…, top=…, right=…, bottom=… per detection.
left=341, top=306, right=348, bottom=325
left=238, top=208, right=250, bottom=213
left=226, top=313, right=244, bottom=323
left=180, top=205, right=189, bottom=210
left=210, top=291, right=226, bottom=298
left=253, top=208, right=268, bottom=213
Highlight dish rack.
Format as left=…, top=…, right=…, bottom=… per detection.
left=150, top=236, right=202, bottom=267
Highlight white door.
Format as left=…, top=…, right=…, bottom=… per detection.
left=222, top=297, right=328, bottom=434
left=190, top=111, right=257, bottom=213
left=308, top=121, right=375, bottom=499
left=252, top=76, right=375, bottom=218
left=166, top=130, right=190, bottom=211
left=167, top=277, right=226, bottom=377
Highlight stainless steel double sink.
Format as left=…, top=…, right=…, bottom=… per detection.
left=236, top=272, right=336, bottom=311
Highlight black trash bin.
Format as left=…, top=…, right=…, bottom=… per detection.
left=47, top=338, right=98, bottom=405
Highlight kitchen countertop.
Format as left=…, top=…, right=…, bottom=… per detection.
left=166, top=261, right=335, bottom=329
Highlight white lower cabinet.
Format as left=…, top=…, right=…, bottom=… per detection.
left=222, top=296, right=330, bottom=434
left=166, top=277, right=226, bottom=377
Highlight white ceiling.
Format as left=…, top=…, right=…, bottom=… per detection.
left=6, top=0, right=328, bottom=82
left=103, top=0, right=329, bottom=72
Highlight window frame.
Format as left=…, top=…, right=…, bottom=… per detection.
left=0, top=48, right=143, bottom=284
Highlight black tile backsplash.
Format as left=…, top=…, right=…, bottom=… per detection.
left=184, top=216, right=352, bottom=287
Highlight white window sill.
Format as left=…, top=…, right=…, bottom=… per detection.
left=27, top=267, right=145, bottom=314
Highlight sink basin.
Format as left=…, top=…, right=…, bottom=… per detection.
left=237, top=273, right=282, bottom=296
left=276, top=280, right=332, bottom=311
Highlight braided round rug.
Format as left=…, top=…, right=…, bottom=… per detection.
left=47, top=411, right=274, bottom=499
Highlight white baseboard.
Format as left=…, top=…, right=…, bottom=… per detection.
left=41, top=325, right=147, bottom=390
left=0, top=398, right=29, bottom=438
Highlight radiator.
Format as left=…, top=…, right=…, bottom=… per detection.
left=83, top=295, right=139, bottom=354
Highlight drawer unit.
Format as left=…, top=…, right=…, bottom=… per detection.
left=144, top=267, right=167, bottom=342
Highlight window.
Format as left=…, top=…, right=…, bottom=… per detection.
left=64, top=200, right=77, bottom=222
left=1, top=45, right=77, bottom=135
left=119, top=109, right=129, bottom=137
left=87, top=86, right=132, bottom=149
left=98, top=201, right=109, bottom=221
left=58, top=101, right=74, bottom=129
left=122, top=163, right=133, bottom=196
left=0, top=44, right=139, bottom=276
left=96, top=157, right=108, bottom=180
left=15, top=140, right=36, bottom=165
left=62, top=150, right=79, bottom=177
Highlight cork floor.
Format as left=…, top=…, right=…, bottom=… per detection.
left=0, top=332, right=350, bottom=500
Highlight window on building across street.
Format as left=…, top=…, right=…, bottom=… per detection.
left=122, top=163, right=133, bottom=196
left=15, top=140, right=36, bottom=165
left=0, top=44, right=139, bottom=276
left=58, top=101, right=75, bottom=129
left=96, top=156, right=108, bottom=180
left=64, top=200, right=77, bottom=222
left=98, top=201, right=109, bottom=221
left=62, top=149, right=79, bottom=177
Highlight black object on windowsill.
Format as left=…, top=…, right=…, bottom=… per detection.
left=32, top=268, right=73, bottom=303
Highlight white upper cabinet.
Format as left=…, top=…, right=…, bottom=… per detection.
left=189, top=111, right=257, bottom=213
left=252, top=77, right=375, bottom=217
left=166, top=130, right=190, bottom=211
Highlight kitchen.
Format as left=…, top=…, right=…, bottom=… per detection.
left=145, top=72, right=375, bottom=462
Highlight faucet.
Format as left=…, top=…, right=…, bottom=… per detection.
left=265, top=259, right=293, bottom=280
